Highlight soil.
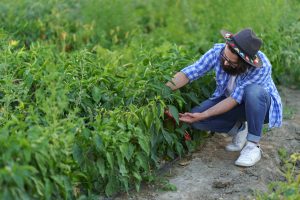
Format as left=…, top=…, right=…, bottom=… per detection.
left=115, top=86, right=300, bottom=200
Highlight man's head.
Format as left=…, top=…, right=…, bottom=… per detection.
left=220, top=28, right=263, bottom=73
left=220, top=44, right=250, bottom=75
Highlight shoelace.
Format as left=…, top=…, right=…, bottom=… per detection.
left=240, top=145, right=254, bottom=155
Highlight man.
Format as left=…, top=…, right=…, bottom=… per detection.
left=166, top=28, right=282, bottom=167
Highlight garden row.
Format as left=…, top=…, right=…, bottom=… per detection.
left=0, top=0, right=299, bottom=199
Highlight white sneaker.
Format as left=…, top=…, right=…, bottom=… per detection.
left=225, top=123, right=247, bottom=151
left=235, top=142, right=262, bottom=167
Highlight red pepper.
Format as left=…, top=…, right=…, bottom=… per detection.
left=184, top=131, right=191, bottom=141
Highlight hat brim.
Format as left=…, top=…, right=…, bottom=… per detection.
left=220, top=29, right=263, bottom=67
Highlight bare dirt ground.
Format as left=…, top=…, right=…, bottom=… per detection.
left=115, top=86, right=300, bottom=200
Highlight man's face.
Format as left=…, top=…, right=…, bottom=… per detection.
left=220, top=45, right=245, bottom=76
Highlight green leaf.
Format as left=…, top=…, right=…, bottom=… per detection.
left=162, top=129, right=173, bottom=145
left=135, top=182, right=141, bottom=192
left=95, top=134, right=104, bottom=151
left=72, top=144, right=83, bottom=165
left=136, top=153, right=148, bottom=171
left=105, top=176, right=117, bottom=196
left=23, top=149, right=31, bottom=163
left=185, top=92, right=200, bottom=104
left=116, top=152, right=127, bottom=175
left=51, top=175, right=65, bottom=190
left=167, top=105, right=179, bottom=124
left=284, top=188, right=296, bottom=196
left=31, top=177, right=44, bottom=196
left=150, top=149, right=159, bottom=165
left=35, top=153, right=47, bottom=176
left=157, top=101, right=164, bottom=118
left=161, top=85, right=172, bottom=98
left=144, top=113, right=152, bottom=127
left=82, top=128, right=90, bottom=139
left=167, top=148, right=175, bottom=159
left=133, top=172, right=142, bottom=192
left=133, top=171, right=142, bottom=181
left=175, top=141, right=184, bottom=157
left=201, top=86, right=211, bottom=98
left=119, top=143, right=135, bottom=161
left=119, top=164, right=127, bottom=176
left=12, top=173, right=24, bottom=189
left=175, top=128, right=185, bottom=136
left=106, top=152, right=114, bottom=169
left=45, top=178, right=52, bottom=200
left=92, top=86, right=101, bottom=103
left=120, top=176, right=129, bottom=192
left=24, top=72, right=33, bottom=88
left=143, top=58, right=149, bottom=66
left=96, top=158, right=106, bottom=178
left=138, top=136, right=150, bottom=155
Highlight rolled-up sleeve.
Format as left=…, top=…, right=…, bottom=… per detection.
left=231, top=64, right=271, bottom=104
left=181, top=46, right=218, bottom=82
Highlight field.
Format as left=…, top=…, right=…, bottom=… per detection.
left=0, top=0, right=299, bottom=199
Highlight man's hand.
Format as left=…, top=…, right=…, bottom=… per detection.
left=179, top=97, right=238, bottom=124
left=179, top=112, right=206, bottom=123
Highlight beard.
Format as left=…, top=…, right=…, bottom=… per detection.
left=221, top=59, right=248, bottom=76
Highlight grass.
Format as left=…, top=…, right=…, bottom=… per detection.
left=283, top=105, right=295, bottom=120
left=255, top=149, right=300, bottom=200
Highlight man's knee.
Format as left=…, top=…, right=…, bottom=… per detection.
left=244, top=84, right=266, bottom=101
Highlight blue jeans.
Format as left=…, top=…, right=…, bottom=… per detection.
left=190, top=84, right=271, bottom=143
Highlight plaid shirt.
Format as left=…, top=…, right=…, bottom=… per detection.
left=181, top=43, right=282, bottom=128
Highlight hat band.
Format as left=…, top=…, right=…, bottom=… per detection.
left=222, top=31, right=262, bottom=67
left=225, top=35, right=260, bottom=65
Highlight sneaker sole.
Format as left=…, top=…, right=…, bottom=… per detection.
left=234, top=154, right=261, bottom=167
left=225, top=146, right=244, bottom=152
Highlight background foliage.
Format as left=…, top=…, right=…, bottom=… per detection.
left=0, top=0, right=299, bottom=199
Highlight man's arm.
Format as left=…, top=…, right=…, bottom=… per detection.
left=166, top=45, right=220, bottom=91
left=179, top=97, right=238, bottom=123
left=203, top=97, right=238, bottom=118
left=166, top=72, right=189, bottom=90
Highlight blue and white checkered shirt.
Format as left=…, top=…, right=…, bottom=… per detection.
left=181, top=43, right=282, bottom=128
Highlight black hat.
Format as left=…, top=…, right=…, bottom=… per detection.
left=220, top=28, right=263, bottom=67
